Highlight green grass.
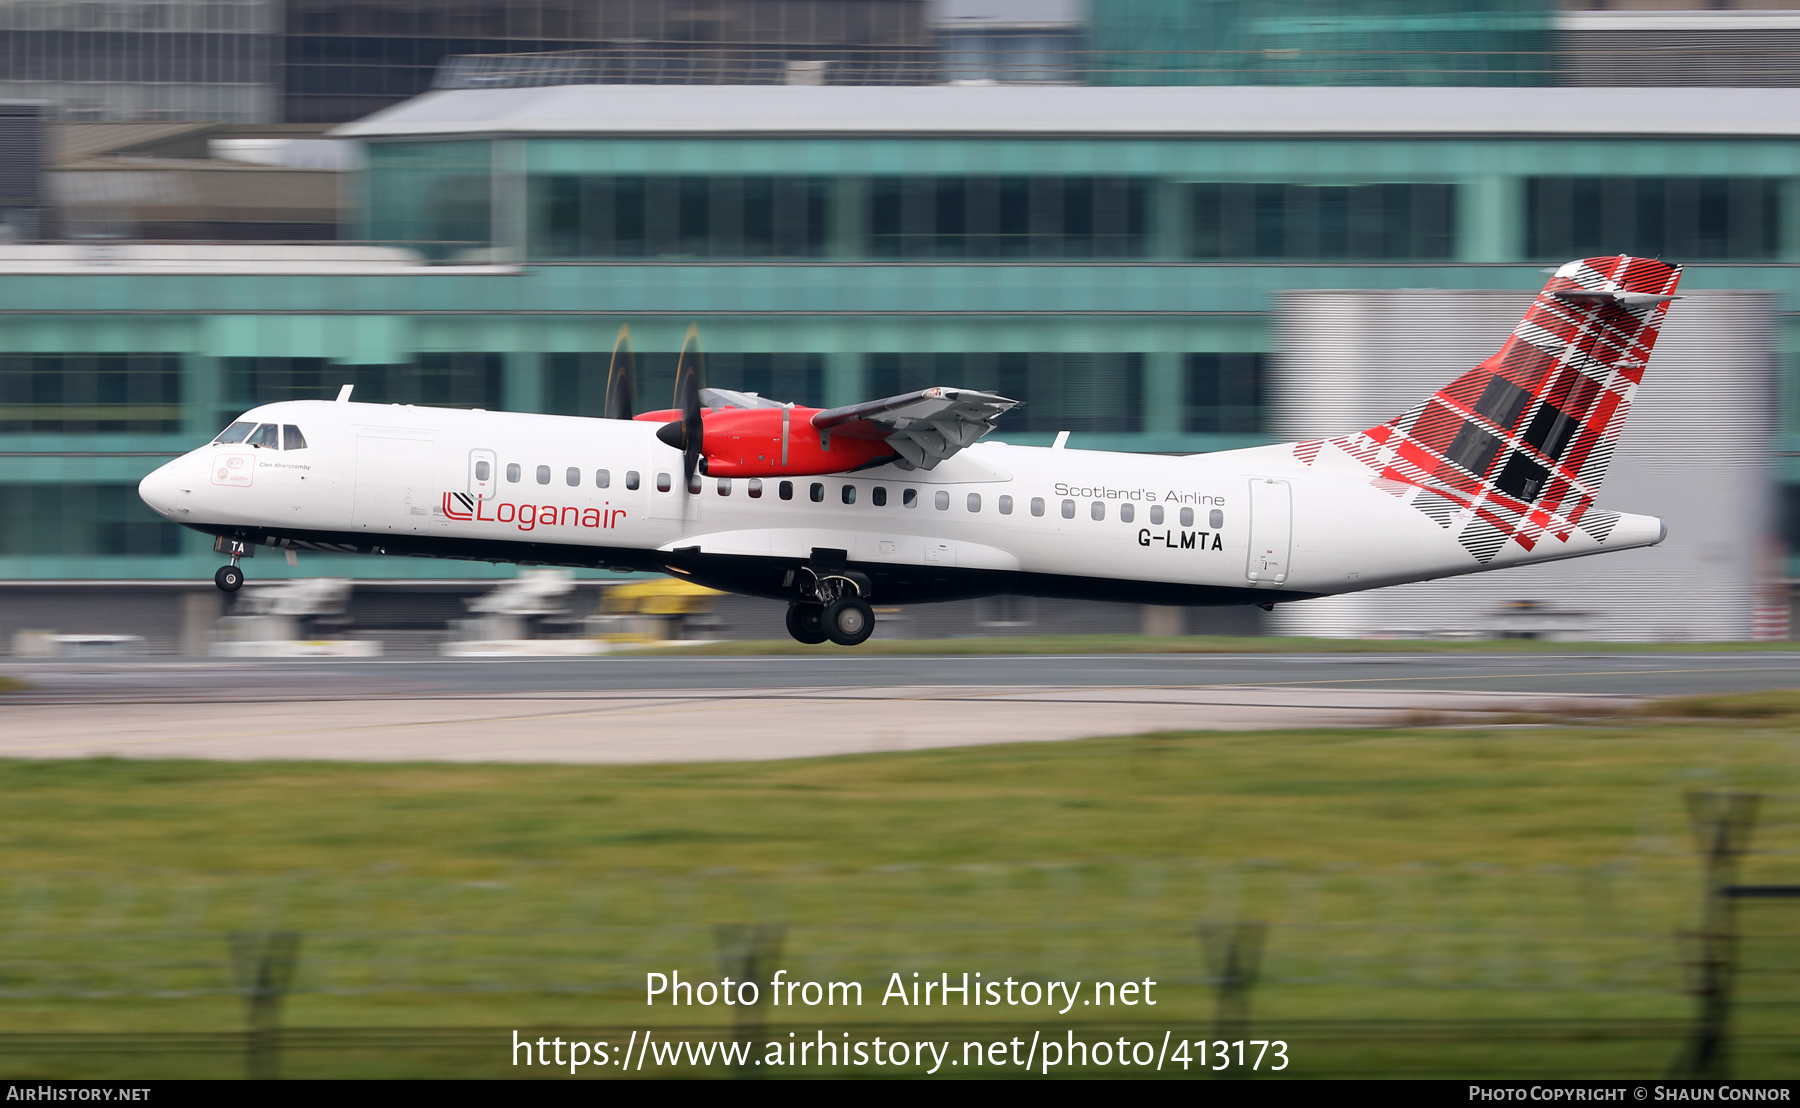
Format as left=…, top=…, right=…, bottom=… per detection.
left=0, top=675, right=26, bottom=692
left=3, top=695, right=1800, bottom=1077
left=644, top=634, right=1800, bottom=656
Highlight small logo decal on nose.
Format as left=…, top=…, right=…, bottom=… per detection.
left=211, top=453, right=255, bottom=487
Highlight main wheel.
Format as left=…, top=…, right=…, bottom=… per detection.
left=823, top=597, right=874, bottom=647
left=214, top=565, right=244, bottom=593
left=785, top=602, right=828, bottom=645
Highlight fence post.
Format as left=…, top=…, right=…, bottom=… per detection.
left=1197, top=920, right=1268, bottom=1061
left=1672, top=790, right=1760, bottom=1079
left=714, top=924, right=785, bottom=1077
left=228, top=931, right=301, bottom=1081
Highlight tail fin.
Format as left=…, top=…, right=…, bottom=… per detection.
left=1312, top=255, right=1682, bottom=563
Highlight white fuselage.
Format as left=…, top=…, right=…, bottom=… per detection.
left=138, top=399, right=1666, bottom=607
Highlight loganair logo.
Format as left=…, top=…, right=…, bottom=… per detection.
left=442, top=492, right=627, bottom=532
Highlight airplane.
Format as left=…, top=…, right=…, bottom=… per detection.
left=137, top=255, right=1680, bottom=647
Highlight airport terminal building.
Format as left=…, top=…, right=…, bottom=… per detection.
left=3, top=82, right=1797, bottom=643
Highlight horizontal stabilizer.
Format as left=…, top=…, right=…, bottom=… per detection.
left=1551, top=288, right=1681, bottom=309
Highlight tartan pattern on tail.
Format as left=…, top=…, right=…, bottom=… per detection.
left=1325, top=255, right=1680, bottom=564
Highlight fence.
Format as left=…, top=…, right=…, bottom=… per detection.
left=2, top=790, right=1797, bottom=1077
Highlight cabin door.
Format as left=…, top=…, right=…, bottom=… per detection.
left=468, top=448, right=497, bottom=501
left=353, top=432, right=436, bottom=531
left=1246, top=478, right=1292, bottom=586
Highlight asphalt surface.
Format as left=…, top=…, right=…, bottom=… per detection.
left=5, top=651, right=1798, bottom=703
left=3, top=652, right=1792, bottom=763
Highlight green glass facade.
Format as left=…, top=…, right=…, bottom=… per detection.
left=7, top=126, right=1800, bottom=581
left=1086, top=0, right=1557, bottom=87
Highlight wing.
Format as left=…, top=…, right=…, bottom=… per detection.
left=810, top=387, right=1020, bottom=471
left=697, top=387, right=786, bottom=411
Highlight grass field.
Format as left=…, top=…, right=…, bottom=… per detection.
left=2, top=692, right=1799, bottom=1077
left=645, top=634, right=1800, bottom=656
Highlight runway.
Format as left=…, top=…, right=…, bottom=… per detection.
left=1, top=652, right=1794, bottom=764
left=7, top=651, right=1800, bottom=701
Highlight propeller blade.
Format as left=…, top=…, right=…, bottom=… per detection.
left=672, top=322, right=707, bottom=407
left=674, top=324, right=706, bottom=493
left=603, top=325, right=635, bottom=420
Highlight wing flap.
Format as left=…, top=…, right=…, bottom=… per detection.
left=810, top=387, right=1020, bottom=471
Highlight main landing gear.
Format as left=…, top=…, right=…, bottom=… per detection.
left=785, top=603, right=827, bottom=645
left=213, top=538, right=249, bottom=593
left=785, top=563, right=875, bottom=647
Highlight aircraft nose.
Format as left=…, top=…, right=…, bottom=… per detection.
left=138, top=457, right=186, bottom=517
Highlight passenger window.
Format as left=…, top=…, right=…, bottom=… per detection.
left=656, top=472, right=672, bottom=492
left=1120, top=503, right=1134, bottom=523
left=1091, top=502, right=1105, bottom=521
left=779, top=480, right=794, bottom=501
left=935, top=490, right=949, bottom=510
left=1061, top=499, right=1075, bottom=519
left=214, top=420, right=255, bottom=444
left=1209, top=509, right=1223, bottom=528
left=1031, top=497, right=1044, bottom=517
left=688, top=473, right=702, bottom=494
left=1150, top=505, right=1163, bottom=525
left=566, top=467, right=580, bottom=487
left=282, top=425, right=307, bottom=451
left=1180, top=507, right=1194, bottom=527
left=873, top=487, right=887, bottom=507
left=842, top=484, right=856, bottom=505
left=718, top=478, right=732, bottom=496
left=625, top=470, right=640, bottom=490
left=475, top=460, right=491, bottom=481
left=999, top=495, right=1012, bottom=515
left=247, top=423, right=280, bottom=449
left=507, top=463, right=521, bottom=483
left=810, top=482, right=824, bottom=503
left=536, top=465, right=552, bottom=485
left=596, top=469, right=610, bottom=488
left=967, top=493, right=981, bottom=513
left=903, top=488, right=918, bottom=508
left=748, top=478, right=763, bottom=499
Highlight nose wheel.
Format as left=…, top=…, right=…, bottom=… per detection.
left=213, top=538, right=249, bottom=592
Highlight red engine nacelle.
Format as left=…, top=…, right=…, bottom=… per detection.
left=702, top=406, right=895, bottom=477
left=636, top=406, right=896, bottom=477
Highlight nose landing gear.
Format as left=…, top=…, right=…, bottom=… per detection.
left=784, top=561, right=875, bottom=646
left=213, top=538, right=250, bottom=593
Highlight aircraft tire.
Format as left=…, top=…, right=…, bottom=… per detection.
left=214, top=565, right=244, bottom=593
left=785, top=602, right=828, bottom=645
left=824, top=597, right=874, bottom=647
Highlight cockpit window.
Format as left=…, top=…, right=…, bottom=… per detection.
left=214, top=421, right=255, bottom=444
left=282, top=425, right=307, bottom=451
left=246, top=423, right=280, bottom=449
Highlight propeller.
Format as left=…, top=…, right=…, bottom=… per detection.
left=654, top=323, right=707, bottom=493
left=603, top=325, right=635, bottom=420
